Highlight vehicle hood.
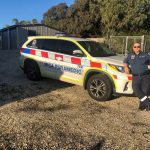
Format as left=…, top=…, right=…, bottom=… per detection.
left=93, top=55, right=125, bottom=66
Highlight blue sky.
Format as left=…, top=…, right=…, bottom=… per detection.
left=0, top=0, right=74, bottom=29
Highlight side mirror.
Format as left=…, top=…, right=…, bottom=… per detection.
left=73, top=50, right=84, bottom=57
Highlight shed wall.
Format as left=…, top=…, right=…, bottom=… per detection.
left=0, top=32, right=2, bottom=49
left=18, top=27, right=28, bottom=49
left=10, top=28, right=17, bottom=49
left=2, top=31, right=8, bottom=49
left=0, top=25, right=60, bottom=50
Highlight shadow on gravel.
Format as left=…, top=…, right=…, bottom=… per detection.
left=0, top=50, right=74, bottom=107
left=0, top=128, right=105, bottom=150
left=0, top=79, right=73, bottom=107
left=90, top=138, right=105, bottom=150
left=17, top=103, right=72, bottom=112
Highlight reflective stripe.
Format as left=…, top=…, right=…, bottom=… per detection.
left=71, top=57, right=81, bottom=65
left=82, top=59, right=90, bottom=67
left=64, top=55, right=71, bottom=63
left=101, top=63, right=107, bottom=70
left=113, top=75, right=118, bottom=79
left=20, top=48, right=24, bottom=52
left=128, top=76, right=132, bottom=81
left=48, top=52, right=55, bottom=60
left=30, top=49, right=36, bottom=55
left=41, top=51, right=48, bottom=58
left=35, top=50, right=42, bottom=57
left=55, top=54, right=63, bottom=61
left=141, top=96, right=147, bottom=102
left=21, top=48, right=133, bottom=82
left=23, top=48, right=30, bottom=54
left=90, top=61, right=102, bottom=68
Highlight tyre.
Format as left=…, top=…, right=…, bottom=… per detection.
left=24, top=60, right=41, bottom=81
left=87, top=74, right=113, bottom=101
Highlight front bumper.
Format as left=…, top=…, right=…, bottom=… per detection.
left=115, top=79, right=133, bottom=94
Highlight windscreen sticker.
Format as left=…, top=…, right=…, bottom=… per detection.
left=44, top=63, right=83, bottom=75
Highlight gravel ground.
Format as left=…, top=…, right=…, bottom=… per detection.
left=0, top=50, right=150, bottom=150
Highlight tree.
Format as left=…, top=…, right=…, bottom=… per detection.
left=43, top=3, right=68, bottom=28
left=62, top=0, right=93, bottom=35
left=61, top=0, right=102, bottom=36
left=98, top=0, right=150, bottom=35
left=12, top=18, right=19, bottom=25
left=32, top=19, right=38, bottom=24
left=19, top=20, right=31, bottom=25
left=42, top=0, right=102, bottom=37
left=123, top=0, right=150, bottom=33
left=98, top=0, right=127, bottom=35
left=42, top=0, right=150, bottom=36
left=143, top=2, right=150, bottom=31
left=12, top=19, right=35, bottom=25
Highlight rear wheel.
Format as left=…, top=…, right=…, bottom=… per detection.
left=87, top=74, right=112, bottom=101
left=24, top=60, right=41, bottom=81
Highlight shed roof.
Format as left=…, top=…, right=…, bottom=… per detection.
left=0, top=24, right=59, bottom=32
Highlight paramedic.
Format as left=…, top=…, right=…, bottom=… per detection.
left=123, top=42, right=150, bottom=110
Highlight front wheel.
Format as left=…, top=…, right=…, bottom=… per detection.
left=87, top=74, right=113, bottom=101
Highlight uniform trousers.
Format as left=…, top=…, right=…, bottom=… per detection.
left=132, top=75, right=150, bottom=99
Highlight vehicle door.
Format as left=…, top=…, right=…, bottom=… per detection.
left=52, top=39, right=86, bottom=84
left=42, top=39, right=86, bottom=84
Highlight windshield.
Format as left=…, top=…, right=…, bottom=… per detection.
left=78, top=41, right=116, bottom=57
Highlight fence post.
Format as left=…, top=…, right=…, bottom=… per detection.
left=141, top=35, right=144, bottom=51
left=109, top=36, right=111, bottom=49
left=125, top=36, right=128, bottom=55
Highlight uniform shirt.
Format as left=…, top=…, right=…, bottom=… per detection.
left=123, top=52, right=150, bottom=75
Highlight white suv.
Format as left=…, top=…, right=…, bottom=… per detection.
left=20, top=36, right=133, bottom=101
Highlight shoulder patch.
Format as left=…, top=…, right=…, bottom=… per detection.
left=131, top=55, right=135, bottom=59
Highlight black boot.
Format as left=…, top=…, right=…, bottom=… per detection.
left=139, top=98, right=150, bottom=110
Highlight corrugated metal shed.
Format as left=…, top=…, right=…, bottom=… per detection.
left=0, top=24, right=61, bottom=50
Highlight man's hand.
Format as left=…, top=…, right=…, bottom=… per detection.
left=148, top=65, right=150, bottom=70
left=124, top=67, right=130, bottom=74
left=124, top=63, right=130, bottom=74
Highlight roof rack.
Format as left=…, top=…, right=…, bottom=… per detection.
left=55, top=32, right=78, bottom=37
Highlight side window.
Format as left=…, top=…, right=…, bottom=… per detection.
left=27, top=39, right=59, bottom=52
left=27, top=39, right=84, bottom=57
left=58, top=40, right=82, bottom=56
left=37, top=39, right=58, bottom=52
left=27, top=39, right=38, bottom=48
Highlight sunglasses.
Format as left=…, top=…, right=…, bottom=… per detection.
left=133, top=46, right=141, bottom=48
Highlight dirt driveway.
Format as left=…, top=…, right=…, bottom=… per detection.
left=0, top=50, right=150, bottom=150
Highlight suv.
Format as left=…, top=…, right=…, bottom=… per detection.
left=20, top=36, right=133, bottom=101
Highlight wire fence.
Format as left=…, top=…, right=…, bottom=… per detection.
left=89, top=35, right=150, bottom=55
left=108, top=35, right=145, bottom=55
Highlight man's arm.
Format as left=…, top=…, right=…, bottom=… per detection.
left=124, top=63, right=130, bottom=74
left=123, top=55, right=130, bottom=74
left=147, top=53, right=150, bottom=70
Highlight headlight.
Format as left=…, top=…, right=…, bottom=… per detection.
left=109, top=64, right=124, bottom=73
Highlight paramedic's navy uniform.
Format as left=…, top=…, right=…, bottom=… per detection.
left=124, top=52, right=150, bottom=99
